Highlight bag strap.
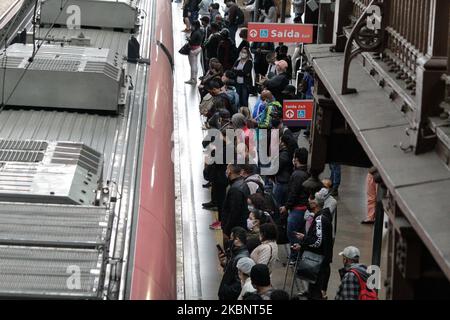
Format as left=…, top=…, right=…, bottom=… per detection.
left=349, top=269, right=367, bottom=292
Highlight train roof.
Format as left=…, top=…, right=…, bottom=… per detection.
left=0, top=0, right=155, bottom=299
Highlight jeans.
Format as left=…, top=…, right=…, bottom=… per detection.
left=188, top=47, right=202, bottom=80
left=287, top=209, right=306, bottom=260
left=235, top=83, right=249, bottom=108
left=272, top=182, right=288, bottom=208
left=329, top=163, right=341, bottom=189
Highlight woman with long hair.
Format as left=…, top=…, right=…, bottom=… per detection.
left=232, top=47, right=253, bottom=108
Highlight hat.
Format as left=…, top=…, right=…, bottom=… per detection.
left=275, top=60, right=288, bottom=70
left=236, top=257, right=256, bottom=276
left=281, top=85, right=296, bottom=95
left=339, top=246, right=360, bottom=260
left=250, top=264, right=271, bottom=287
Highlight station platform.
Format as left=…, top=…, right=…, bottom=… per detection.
left=171, top=2, right=388, bottom=300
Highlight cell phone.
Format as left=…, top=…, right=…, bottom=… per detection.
left=216, top=244, right=224, bottom=254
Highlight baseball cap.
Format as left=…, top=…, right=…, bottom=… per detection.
left=236, top=257, right=256, bottom=276
left=339, top=246, right=360, bottom=260
left=275, top=60, right=288, bottom=70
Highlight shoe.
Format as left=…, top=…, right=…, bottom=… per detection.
left=361, top=219, right=375, bottom=225
left=202, top=182, right=212, bottom=188
left=185, top=79, right=196, bottom=85
left=209, top=221, right=222, bottom=230
left=202, top=201, right=217, bottom=208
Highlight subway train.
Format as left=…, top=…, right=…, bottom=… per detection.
left=0, top=0, right=175, bottom=299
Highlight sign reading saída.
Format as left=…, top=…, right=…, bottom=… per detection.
left=248, top=23, right=314, bottom=43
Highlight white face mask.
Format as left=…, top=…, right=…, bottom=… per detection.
left=247, top=218, right=256, bottom=231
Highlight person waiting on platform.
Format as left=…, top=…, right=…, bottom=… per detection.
left=263, top=60, right=290, bottom=103
left=232, top=47, right=253, bottom=108
left=292, top=195, right=333, bottom=300
left=335, top=246, right=377, bottom=300
left=246, top=194, right=272, bottom=254
left=217, top=28, right=238, bottom=71
left=221, top=164, right=251, bottom=238
left=237, top=257, right=257, bottom=299
left=250, top=264, right=274, bottom=300
left=185, top=21, right=204, bottom=85
left=280, top=148, right=309, bottom=262
left=251, top=223, right=279, bottom=273
left=218, top=227, right=250, bottom=300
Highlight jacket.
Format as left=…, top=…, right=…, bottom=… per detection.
left=335, top=264, right=370, bottom=300
left=263, top=72, right=290, bottom=103
left=222, top=177, right=250, bottom=236
left=218, top=38, right=237, bottom=71
left=204, top=32, right=222, bottom=59
left=285, top=166, right=309, bottom=210
left=300, top=208, right=333, bottom=264
left=274, top=147, right=292, bottom=184
left=233, top=59, right=253, bottom=87
left=218, top=245, right=250, bottom=300
left=250, top=240, right=279, bottom=273
left=189, top=28, right=204, bottom=47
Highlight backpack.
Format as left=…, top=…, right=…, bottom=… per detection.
left=350, top=269, right=378, bottom=300
left=225, top=87, right=240, bottom=111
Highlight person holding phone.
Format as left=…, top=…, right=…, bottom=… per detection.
left=218, top=227, right=250, bottom=300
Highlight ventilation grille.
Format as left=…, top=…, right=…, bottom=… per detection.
left=51, top=142, right=102, bottom=175
left=85, top=61, right=120, bottom=80
left=0, top=140, right=48, bottom=163
left=0, top=246, right=103, bottom=298
left=0, top=203, right=111, bottom=248
left=28, top=58, right=81, bottom=72
left=0, top=57, right=23, bottom=69
left=0, top=140, right=48, bottom=151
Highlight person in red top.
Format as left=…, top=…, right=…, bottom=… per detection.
left=362, top=167, right=378, bottom=224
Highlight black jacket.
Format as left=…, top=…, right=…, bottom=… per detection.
left=274, top=147, right=292, bottom=184
left=218, top=245, right=249, bottom=300
left=189, top=28, right=204, bottom=47
left=233, top=59, right=253, bottom=87
left=285, top=165, right=309, bottom=210
left=204, top=32, right=222, bottom=59
left=218, top=39, right=237, bottom=70
left=264, top=72, right=290, bottom=103
left=222, top=177, right=250, bottom=237
left=301, top=208, right=334, bottom=264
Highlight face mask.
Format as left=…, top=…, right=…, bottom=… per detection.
left=240, top=53, right=248, bottom=60
left=247, top=205, right=255, bottom=212
left=247, top=218, right=255, bottom=231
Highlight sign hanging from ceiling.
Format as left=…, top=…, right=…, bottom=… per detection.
left=283, top=100, right=314, bottom=126
left=248, top=23, right=314, bottom=43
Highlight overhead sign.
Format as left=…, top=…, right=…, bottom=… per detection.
left=248, top=23, right=314, bottom=43
left=283, top=100, right=314, bottom=126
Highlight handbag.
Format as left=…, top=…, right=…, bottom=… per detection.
left=179, top=42, right=190, bottom=55
left=295, top=251, right=324, bottom=284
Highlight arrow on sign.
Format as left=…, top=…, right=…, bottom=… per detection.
left=286, top=110, right=295, bottom=119
left=249, top=29, right=258, bottom=38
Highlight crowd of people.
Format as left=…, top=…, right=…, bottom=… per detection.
left=176, top=0, right=378, bottom=301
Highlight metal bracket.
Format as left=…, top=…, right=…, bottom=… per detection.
left=341, top=0, right=384, bottom=95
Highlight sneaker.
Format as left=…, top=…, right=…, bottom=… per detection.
left=185, top=79, right=196, bottom=85
left=202, top=182, right=212, bottom=188
left=209, top=221, right=222, bottom=230
left=202, top=201, right=217, bottom=208
left=361, top=219, right=375, bottom=225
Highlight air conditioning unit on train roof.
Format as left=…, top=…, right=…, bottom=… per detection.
left=0, top=140, right=103, bottom=205
left=40, top=0, right=139, bottom=31
left=0, top=43, right=128, bottom=112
